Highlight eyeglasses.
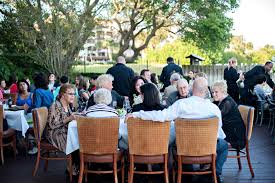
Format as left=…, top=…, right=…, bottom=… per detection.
left=65, top=92, right=75, bottom=96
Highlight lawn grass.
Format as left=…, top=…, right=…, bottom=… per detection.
left=73, top=63, right=166, bottom=75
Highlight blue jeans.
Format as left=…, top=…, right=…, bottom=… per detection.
left=216, top=138, right=228, bottom=175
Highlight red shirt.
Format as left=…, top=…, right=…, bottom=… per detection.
left=9, top=83, right=18, bottom=94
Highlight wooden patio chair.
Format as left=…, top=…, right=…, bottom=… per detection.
left=0, top=105, right=17, bottom=165
left=32, top=107, right=72, bottom=182
left=127, top=118, right=170, bottom=183
left=173, top=117, right=219, bottom=183
left=77, top=117, right=124, bottom=183
left=227, top=105, right=255, bottom=178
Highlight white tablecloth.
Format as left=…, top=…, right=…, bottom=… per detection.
left=5, top=110, right=32, bottom=137
left=66, top=117, right=127, bottom=155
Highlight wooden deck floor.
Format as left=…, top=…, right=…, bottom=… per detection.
left=0, top=124, right=275, bottom=183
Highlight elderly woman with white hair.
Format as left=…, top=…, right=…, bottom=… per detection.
left=85, top=88, right=128, bottom=149
left=85, top=88, right=118, bottom=117
left=86, top=74, right=125, bottom=109
left=212, top=81, right=246, bottom=149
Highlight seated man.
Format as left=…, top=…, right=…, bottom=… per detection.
left=163, top=72, right=181, bottom=100
left=86, top=74, right=125, bottom=109
left=166, top=78, right=189, bottom=106
left=131, top=77, right=228, bottom=183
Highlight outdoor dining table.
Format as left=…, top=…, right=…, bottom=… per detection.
left=65, top=115, right=176, bottom=155
left=4, top=109, right=32, bottom=137
left=65, top=116, right=128, bottom=155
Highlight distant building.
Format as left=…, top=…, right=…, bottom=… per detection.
left=78, top=22, right=119, bottom=63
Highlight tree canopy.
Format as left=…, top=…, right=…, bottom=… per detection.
left=0, top=0, right=240, bottom=75
left=0, top=0, right=106, bottom=77
left=108, top=0, right=239, bottom=62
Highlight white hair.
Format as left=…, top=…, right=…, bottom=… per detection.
left=96, top=74, right=114, bottom=88
left=177, top=78, right=188, bottom=87
left=212, top=80, right=228, bottom=95
left=94, top=88, right=112, bottom=105
left=170, top=73, right=181, bottom=82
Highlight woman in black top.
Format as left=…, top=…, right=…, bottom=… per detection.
left=132, top=83, right=165, bottom=112
left=212, top=81, right=246, bottom=149
left=224, top=57, right=240, bottom=104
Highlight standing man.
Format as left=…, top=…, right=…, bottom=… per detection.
left=160, top=57, right=183, bottom=91
left=224, top=57, right=240, bottom=103
left=106, top=56, right=135, bottom=97
left=242, top=61, right=274, bottom=105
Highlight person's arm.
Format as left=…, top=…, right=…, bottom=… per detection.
left=81, top=91, right=90, bottom=100
left=244, top=66, right=259, bottom=80
left=160, top=68, right=166, bottom=83
left=47, top=103, right=74, bottom=130
left=165, top=92, right=176, bottom=107
left=231, top=68, right=240, bottom=82
left=266, top=74, right=274, bottom=89
left=132, top=99, right=183, bottom=122
left=179, top=66, right=183, bottom=75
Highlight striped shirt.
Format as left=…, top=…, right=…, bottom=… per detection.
left=85, top=104, right=118, bottom=117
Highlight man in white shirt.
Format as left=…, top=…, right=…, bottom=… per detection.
left=132, top=77, right=228, bottom=182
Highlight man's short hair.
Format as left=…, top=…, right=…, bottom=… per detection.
left=167, top=57, right=174, bottom=63
left=140, top=69, right=150, bottom=76
left=117, top=56, right=126, bottom=63
left=265, top=61, right=273, bottom=66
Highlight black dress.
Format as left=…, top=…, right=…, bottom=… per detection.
left=132, top=103, right=165, bottom=112
left=216, top=96, right=246, bottom=149
left=224, top=66, right=239, bottom=103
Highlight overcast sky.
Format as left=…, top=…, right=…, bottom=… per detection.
left=231, top=0, right=275, bottom=49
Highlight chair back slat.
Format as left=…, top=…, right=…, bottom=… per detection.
left=32, top=107, right=48, bottom=141
left=127, top=118, right=170, bottom=156
left=0, top=105, right=3, bottom=134
left=238, top=105, right=255, bottom=140
left=77, top=117, right=120, bottom=154
left=175, top=117, right=219, bottom=156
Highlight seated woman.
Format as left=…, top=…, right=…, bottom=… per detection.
left=85, top=88, right=124, bottom=148
left=86, top=88, right=118, bottom=117
left=45, top=84, right=77, bottom=173
left=212, top=81, right=246, bottom=149
left=254, top=74, right=269, bottom=100
left=32, top=73, right=54, bottom=109
left=45, top=84, right=76, bottom=152
left=77, top=77, right=90, bottom=112
left=132, top=83, right=165, bottom=112
left=16, top=79, right=33, bottom=112
left=129, top=76, right=146, bottom=106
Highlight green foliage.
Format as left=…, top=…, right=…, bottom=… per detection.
left=181, top=0, right=237, bottom=55
left=139, top=39, right=211, bottom=65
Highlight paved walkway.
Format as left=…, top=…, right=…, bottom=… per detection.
left=0, top=125, right=275, bottom=183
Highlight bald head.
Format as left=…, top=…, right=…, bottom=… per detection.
left=192, top=77, right=208, bottom=98
left=117, top=56, right=126, bottom=64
